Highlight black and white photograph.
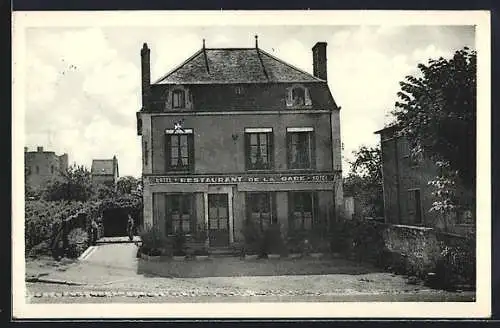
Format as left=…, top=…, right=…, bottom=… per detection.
left=12, top=10, right=491, bottom=318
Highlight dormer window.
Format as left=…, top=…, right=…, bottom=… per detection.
left=292, top=87, right=305, bottom=106
left=172, top=89, right=185, bottom=109
left=286, top=84, right=312, bottom=108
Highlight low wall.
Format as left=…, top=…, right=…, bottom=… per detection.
left=332, top=219, right=476, bottom=289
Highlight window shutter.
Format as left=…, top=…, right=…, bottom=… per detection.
left=244, top=133, right=250, bottom=170
left=268, top=133, right=274, bottom=169
left=190, top=194, right=196, bottom=233
left=188, top=134, right=195, bottom=172
left=165, top=195, right=172, bottom=235
left=165, top=134, right=171, bottom=171
left=271, top=192, right=278, bottom=225
left=313, top=192, right=320, bottom=227
left=286, top=133, right=292, bottom=169
left=310, top=132, right=316, bottom=169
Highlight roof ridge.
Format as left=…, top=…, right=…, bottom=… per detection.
left=257, top=48, right=325, bottom=83
left=153, top=48, right=204, bottom=84
left=255, top=48, right=269, bottom=81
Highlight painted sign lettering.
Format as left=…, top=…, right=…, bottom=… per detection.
left=148, top=173, right=334, bottom=184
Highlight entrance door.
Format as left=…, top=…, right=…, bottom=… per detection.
left=208, top=194, right=229, bottom=247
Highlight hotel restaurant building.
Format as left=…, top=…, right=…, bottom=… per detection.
left=136, top=37, right=343, bottom=248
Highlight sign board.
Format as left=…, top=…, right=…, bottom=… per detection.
left=148, top=173, right=335, bottom=184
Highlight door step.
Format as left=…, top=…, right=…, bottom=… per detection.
left=209, top=247, right=237, bottom=256
left=95, top=236, right=141, bottom=244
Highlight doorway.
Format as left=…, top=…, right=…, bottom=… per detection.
left=208, top=194, right=230, bottom=247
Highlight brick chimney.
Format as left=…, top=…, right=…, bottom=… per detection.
left=312, top=42, right=327, bottom=81
left=141, top=43, right=151, bottom=110
left=37, top=146, right=44, bottom=152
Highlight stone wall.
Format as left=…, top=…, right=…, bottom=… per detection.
left=333, top=219, right=476, bottom=289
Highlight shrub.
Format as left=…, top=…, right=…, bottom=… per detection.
left=427, top=235, right=476, bottom=290
left=172, top=232, right=187, bottom=256
left=66, top=228, right=89, bottom=258
left=241, top=218, right=264, bottom=255
left=138, top=226, right=167, bottom=256
left=262, top=223, right=288, bottom=256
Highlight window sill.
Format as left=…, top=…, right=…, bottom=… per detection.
left=245, top=168, right=274, bottom=172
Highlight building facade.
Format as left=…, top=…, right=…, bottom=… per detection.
left=91, top=156, right=119, bottom=189
left=376, top=126, right=474, bottom=235
left=137, top=39, right=343, bottom=247
left=25, top=146, right=68, bottom=192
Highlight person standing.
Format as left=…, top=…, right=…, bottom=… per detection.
left=127, top=214, right=135, bottom=241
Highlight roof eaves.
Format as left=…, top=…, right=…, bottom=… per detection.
left=153, top=48, right=205, bottom=84
left=257, top=48, right=325, bottom=83
left=156, top=80, right=326, bottom=85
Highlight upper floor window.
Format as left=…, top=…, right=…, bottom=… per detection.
left=287, top=127, right=315, bottom=169
left=245, top=128, right=273, bottom=170
left=172, top=89, right=186, bottom=109
left=286, top=85, right=312, bottom=108
left=36, top=166, right=39, bottom=174
left=51, top=166, right=54, bottom=174
left=165, top=128, right=194, bottom=172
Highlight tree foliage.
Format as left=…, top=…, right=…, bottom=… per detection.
left=117, top=176, right=139, bottom=195
left=392, top=47, right=476, bottom=190
left=43, top=164, right=95, bottom=202
left=344, top=145, right=384, bottom=218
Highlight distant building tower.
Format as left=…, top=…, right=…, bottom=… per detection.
left=91, top=155, right=120, bottom=189
left=24, top=146, right=69, bottom=192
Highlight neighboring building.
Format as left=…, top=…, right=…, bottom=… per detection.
left=91, top=156, right=119, bottom=189
left=25, top=146, right=68, bottom=192
left=137, top=37, right=343, bottom=247
left=375, top=125, right=474, bottom=235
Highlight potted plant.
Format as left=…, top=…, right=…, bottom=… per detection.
left=172, top=232, right=187, bottom=260
left=241, top=218, right=264, bottom=260
left=138, top=226, right=166, bottom=261
left=308, top=228, right=330, bottom=259
left=264, top=223, right=287, bottom=259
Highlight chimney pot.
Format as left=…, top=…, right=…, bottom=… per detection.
left=37, top=146, right=43, bottom=152
left=312, top=42, right=328, bottom=81
left=24, top=147, right=28, bottom=152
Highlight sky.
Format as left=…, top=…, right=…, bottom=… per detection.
left=23, top=25, right=475, bottom=178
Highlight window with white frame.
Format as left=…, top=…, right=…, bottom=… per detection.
left=287, top=127, right=315, bottom=169
left=165, top=128, right=194, bottom=171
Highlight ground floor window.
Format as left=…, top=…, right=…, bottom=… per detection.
left=166, top=194, right=193, bottom=234
left=289, top=192, right=316, bottom=231
left=246, top=192, right=276, bottom=231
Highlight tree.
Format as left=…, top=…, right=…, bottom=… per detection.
left=392, top=47, right=476, bottom=190
left=117, top=176, right=139, bottom=195
left=344, top=145, right=384, bottom=218
left=43, top=164, right=95, bottom=202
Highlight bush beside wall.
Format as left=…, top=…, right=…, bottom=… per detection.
left=333, top=218, right=476, bottom=290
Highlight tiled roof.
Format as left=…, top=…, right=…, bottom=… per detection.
left=91, top=160, right=115, bottom=175
left=154, top=48, right=324, bottom=84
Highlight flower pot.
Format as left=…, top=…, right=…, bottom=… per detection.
left=288, top=253, right=302, bottom=259
left=310, top=253, right=324, bottom=259
left=244, top=254, right=258, bottom=260
left=268, top=254, right=281, bottom=259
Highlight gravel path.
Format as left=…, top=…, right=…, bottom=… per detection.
left=25, top=243, right=476, bottom=303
